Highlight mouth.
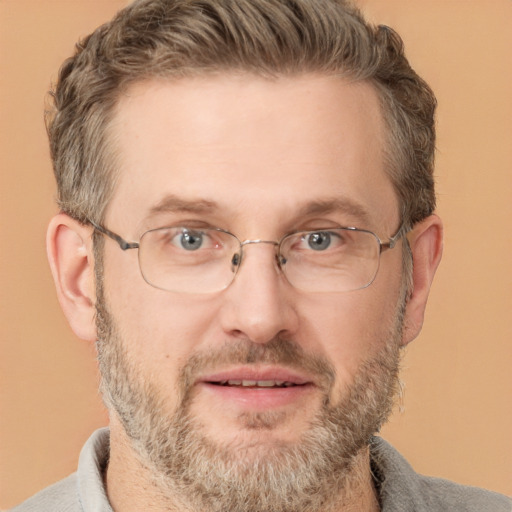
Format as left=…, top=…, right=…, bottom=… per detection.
left=211, top=379, right=302, bottom=388
left=196, top=367, right=316, bottom=410
left=200, top=366, right=312, bottom=388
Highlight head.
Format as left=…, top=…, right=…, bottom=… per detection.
left=46, top=2, right=442, bottom=511
left=47, top=0, right=436, bottom=230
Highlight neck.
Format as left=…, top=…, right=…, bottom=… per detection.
left=106, top=416, right=181, bottom=512
left=106, top=418, right=380, bottom=512
left=336, top=446, right=381, bottom=512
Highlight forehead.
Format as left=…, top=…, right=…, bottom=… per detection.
left=108, top=74, right=398, bottom=234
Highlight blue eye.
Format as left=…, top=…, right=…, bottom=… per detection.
left=306, top=232, right=332, bottom=251
left=179, top=230, right=203, bottom=251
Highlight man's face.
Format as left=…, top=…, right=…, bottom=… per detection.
left=97, top=74, right=406, bottom=510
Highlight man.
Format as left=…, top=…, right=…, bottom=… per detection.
left=11, top=0, right=510, bottom=511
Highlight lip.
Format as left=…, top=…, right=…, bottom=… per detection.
left=200, top=366, right=313, bottom=386
left=196, top=365, right=317, bottom=410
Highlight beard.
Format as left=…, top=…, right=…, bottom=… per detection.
left=96, top=282, right=404, bottom=512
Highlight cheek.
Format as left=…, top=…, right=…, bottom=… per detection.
left=103, top=251, right=222, bottom=373
left=299, top=285, right=401, bottom=392
left=122, top=293, right=221, bottom=358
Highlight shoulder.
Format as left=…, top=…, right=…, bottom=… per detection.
left=416, top=474, right=512, bottom=511
left=9, top=474, right=80, bottom=512
left=9, top=428, right=112, bottom=512
left=371, top=437, right=511, bottom=512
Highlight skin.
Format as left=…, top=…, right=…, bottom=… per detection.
left=47, top=74, right=443, bottom=511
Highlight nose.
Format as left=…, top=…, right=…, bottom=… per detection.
left=218, top=241, right=299, bottom=344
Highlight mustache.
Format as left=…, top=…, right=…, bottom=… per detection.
left=177, top=337, right=336, bottom=398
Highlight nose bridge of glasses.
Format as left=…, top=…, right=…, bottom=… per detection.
left=240, top=239, right=279, bottom=248
left=232, top=239, right=282, bottom=270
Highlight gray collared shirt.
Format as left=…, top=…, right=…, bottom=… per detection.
left=11, top=428, right=511, bottom=511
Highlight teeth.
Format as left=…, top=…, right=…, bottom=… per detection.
left=218, top=379, right=297, bottom=388
left=255, top=380, right=275, bottom=387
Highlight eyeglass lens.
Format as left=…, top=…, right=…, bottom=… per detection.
left=137, top=226, right=383, bottom=293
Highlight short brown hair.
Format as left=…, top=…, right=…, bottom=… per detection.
left=47, top=0, right=436, bottom=228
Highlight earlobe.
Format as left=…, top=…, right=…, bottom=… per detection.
left=47, top=213, right=97, bottom=342
left=401, top=214, right=443, bottom=346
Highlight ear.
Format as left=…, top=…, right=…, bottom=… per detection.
left=47, top=213, right=97, bottom=342
left=401, top=214, right=443, bottom=346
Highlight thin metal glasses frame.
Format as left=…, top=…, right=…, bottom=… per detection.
left=88, top=219, right=404, bottom=292
left=89, top=220, right=403, bottom=253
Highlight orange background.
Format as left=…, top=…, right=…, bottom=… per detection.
left=1, top=0, right=511, bottom=508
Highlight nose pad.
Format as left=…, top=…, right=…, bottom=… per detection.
left=231, top=252, right=241, bottom=272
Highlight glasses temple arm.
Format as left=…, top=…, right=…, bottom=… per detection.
left=88, top=220, right=139, bottom=250
left=380, top=223, right=408, bottom=252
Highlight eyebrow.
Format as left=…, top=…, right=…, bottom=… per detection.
left=295, top=198, right=372, bottom=226
left=147, top=194, right=220, bottom=218
left=145, top=194, right=372, bottom=227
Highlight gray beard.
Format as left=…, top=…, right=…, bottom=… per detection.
left=96, top=290, right=403, bottom=512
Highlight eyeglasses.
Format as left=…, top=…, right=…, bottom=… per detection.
left=89, top=220, right=404, bottom=294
